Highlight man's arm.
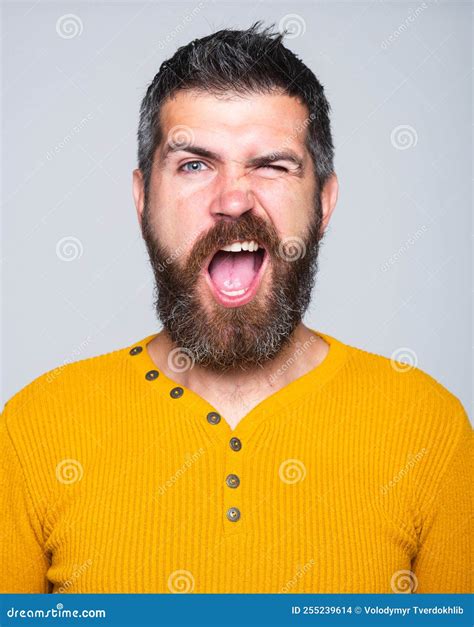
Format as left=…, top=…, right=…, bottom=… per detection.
left=0, top=410, right=50, bottom=592
left=411, top=399, right=473, bottom=592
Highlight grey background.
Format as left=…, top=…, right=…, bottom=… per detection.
left=1, top=0, right=472, bottom=420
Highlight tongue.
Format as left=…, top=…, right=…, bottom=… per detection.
left=209, top=251, right=257, bottom=292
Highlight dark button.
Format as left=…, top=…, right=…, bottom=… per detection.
left=226, top=507, right=241, bottom=522
left=145, top=369, right=159, bottom=381
left=129, top=346, right=143, bottom=356
left=170, top=386, right=184, bottom=399
left=207, top=412, right=221, bottom=425
left=229, top=437, right=242, bottom=452
left=226, top=474, right=240, bottom=489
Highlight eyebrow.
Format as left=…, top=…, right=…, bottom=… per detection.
left=160, top=143, right=305, bottom=174
left=161, top=143, right=222, bottom=163
left=247, top=151, right=305, bottom=173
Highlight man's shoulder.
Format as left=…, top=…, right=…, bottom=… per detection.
left=341, top=337, right=470, bottom=432
left=1, top=337, right=132, bottom=432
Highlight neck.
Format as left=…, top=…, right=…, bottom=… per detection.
left=146, top=323, right=329, bottom=428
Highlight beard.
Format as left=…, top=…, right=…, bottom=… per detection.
left=141, top=199, right=324, bottom=372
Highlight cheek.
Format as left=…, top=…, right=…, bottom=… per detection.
left=157, top=168, right=216, bottom=212
left=256, top=183, right=313, bottom=237
left=149, top=178, right=214, bottom=257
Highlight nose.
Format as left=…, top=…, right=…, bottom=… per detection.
left=210, top=171, right=255, bottom=220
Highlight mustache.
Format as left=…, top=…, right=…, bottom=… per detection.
left=185, top=213, right=282, bottom=277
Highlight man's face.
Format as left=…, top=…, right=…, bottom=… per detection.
left=135, top=90, right=333, bottom=371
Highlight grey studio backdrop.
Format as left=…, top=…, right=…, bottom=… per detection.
left=1, top=1, right=472, bottom=423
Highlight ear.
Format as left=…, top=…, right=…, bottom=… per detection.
left=319, top=173, right=338, bottom=237
left=132, top=168, right=145, bottom=230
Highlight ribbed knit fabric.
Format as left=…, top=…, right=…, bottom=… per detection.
left=1, top=329, right=472, bottom=594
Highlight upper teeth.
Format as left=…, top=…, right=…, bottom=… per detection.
left=220, top=240, right=260, bottom=252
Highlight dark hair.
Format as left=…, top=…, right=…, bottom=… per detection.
left=137, top=22, right=334, bottom=196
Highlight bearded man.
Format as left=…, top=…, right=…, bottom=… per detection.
left=1, top=24, right=471, bottom=594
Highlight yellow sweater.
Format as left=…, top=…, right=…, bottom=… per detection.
left=1, top=330, right=472, bottom=594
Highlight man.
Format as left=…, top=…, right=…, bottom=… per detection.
left=1, top=24, right=472, bottom=594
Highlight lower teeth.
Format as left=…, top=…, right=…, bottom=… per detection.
left=221, top=288, right=247, bottom=297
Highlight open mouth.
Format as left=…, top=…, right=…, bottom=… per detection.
left=204, top=239, right=269, bottom=307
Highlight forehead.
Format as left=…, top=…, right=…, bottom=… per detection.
left=158, top=90, right=311, bottom=153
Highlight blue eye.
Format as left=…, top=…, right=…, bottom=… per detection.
left=180, top=160, right=208, bottom=173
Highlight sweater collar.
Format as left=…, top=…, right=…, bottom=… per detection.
left=125, top=328, right=350, bottom=442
